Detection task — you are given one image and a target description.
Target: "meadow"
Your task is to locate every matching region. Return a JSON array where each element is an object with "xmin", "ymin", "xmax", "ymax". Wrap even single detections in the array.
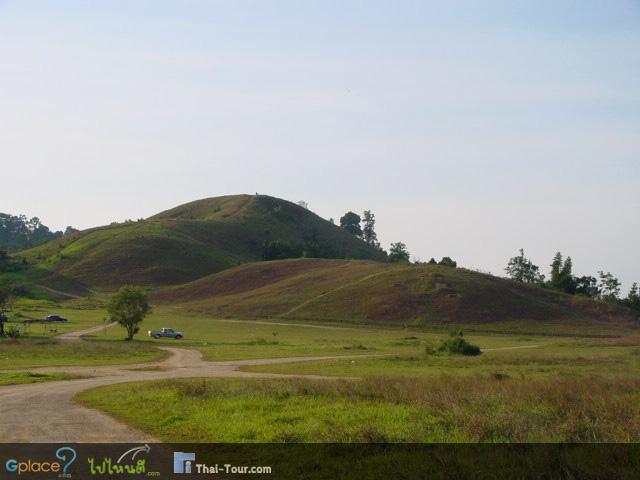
[
  {"xmin": 4, "ymin": 297, "xmax": 640, "ymax": 443},
  {"xmin": 77, "ymin": 371, "xmax": 640, "ymax": 443}
]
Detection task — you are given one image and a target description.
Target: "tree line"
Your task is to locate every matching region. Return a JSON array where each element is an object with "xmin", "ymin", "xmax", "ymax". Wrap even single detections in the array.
[
  {"xmin": 505, "ymin": 249, "xmax": 639, "ymax": 312},
  {"xmin": 0, "ymin": 213, "xmax": 76, "ymax": 252},
  {"xmin": 338, "ymin": 210, "xmax": 411, "ymax": 262}
]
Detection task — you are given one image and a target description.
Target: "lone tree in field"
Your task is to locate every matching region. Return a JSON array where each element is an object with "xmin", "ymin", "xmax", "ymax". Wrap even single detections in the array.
[
  {"xmin": 107, "ymin": 286, "xmax": 151, "ymax": 341},
  {"xmin": 340, "ymin": 211, "xmax": 362, "ymax": 238},
  {"xmin": 505, "ymin": 249, "xmax": 544, "ymax": 284}
]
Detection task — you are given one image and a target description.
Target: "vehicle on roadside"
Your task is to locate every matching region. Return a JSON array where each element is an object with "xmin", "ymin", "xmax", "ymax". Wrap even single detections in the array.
[
  {"xmin": 148, "ymin": 327, "xmax": 184, "ymax": 339},
  {"xmin": 44, "ymin": 315, "xmax": 68, "ymax": 323}
]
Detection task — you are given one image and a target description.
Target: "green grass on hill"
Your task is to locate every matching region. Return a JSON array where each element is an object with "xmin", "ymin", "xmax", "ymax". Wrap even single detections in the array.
[
  {"xmin": 16, "ymin": 195, "xmax": 385, "ymax": 289},
  {"xmin": 153, "ymin": 259, "xmax": 639, "ymax": 335}
]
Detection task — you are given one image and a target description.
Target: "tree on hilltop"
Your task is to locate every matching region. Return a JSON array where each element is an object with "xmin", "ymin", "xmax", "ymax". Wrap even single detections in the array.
[
  {"xmin": 388, "ymin": 242, "xmax": 410, "ymax": 262},
  {"xmin": 362, "ymin": 210, "xmax": 380, "ymax": 249},
  {"xmin": 505, "ymin": 249, "xmax": 544, "ymax": 284},
  {"xmin": 340, "ymin": 211, "xmax": 362, "ymax": 238},
  {"xmin": 598, "ymin": 271, "xmax": 621, "ymax": 302}
]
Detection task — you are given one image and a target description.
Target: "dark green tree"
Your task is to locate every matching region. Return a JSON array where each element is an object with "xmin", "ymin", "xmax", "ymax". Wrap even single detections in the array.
[
  {"xmin": 558, "ymin": 256, "xmax": 577, "ymax": 293},
  {"xmin": 362, "ymin": 210, "xmax": 380, "ymax": 248},
  {"xmin": 388, "ymin": 242, "xmax": 410, "ymax": 262},
  {"xmin": 505, "ymin": 249, "xmax": 544, "ymax": 284},
  {"xmin": 626, "ymin": 283, "xmax": 640, "ymax": 312},
  {"xmin": 550, "ymin": 252, "xmax": 563, "ymax": 288},
  {"xmin": 339, "ymin": 211, "xmax": 362, "ymax": 237},
  {"xmin": 438, "ymin": 257, "xmax": 457, "ymax": 268},
  {"xmin": 261, "ymin": 240, "xmax": 303, "ymax": 260},
  {"xmin": 574, "ymin": 276, "xmax": 599, "ymax": 297},
  {"xmin": 107, "ymin": 286, "xmax": 151, "ymax": 341}
]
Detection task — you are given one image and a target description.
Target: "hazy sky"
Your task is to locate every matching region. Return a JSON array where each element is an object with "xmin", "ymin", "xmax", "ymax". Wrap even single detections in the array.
[{"xmin": 1, "ymin": 1, "xmax": 639, "ymax": 289}]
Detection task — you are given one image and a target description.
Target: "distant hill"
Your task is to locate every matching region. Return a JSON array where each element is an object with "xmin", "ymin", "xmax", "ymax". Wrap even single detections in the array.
[
  {"xmin": 153, "ymin": 258, "xmax": 639, "ymax": 335},
  {"xmin": 18, "ymin": 195, "xmax": 386, "ymax": 288},
  {"xmin": 0, "ymin": 213, "xmax": 71, "ymax": 252}
]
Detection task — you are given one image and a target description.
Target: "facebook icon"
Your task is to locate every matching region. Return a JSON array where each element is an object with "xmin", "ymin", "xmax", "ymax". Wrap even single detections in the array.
[{"xmin": 174, "ymin": 452, "xmax": 196, "ymax": 474}]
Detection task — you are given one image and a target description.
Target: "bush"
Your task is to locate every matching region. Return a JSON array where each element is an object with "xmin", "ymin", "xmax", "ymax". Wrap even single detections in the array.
[
  {"xmin": 437, "ymin": 330, "xmax": 481, "ymax": 356},
  {"xmin": 5, "ymin": 325, "xmax": 21, "ymax": 340}
]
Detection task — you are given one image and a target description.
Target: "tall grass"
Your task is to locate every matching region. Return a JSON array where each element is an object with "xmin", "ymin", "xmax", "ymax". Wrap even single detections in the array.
[{"xmin": 82, "ymin": 374, "xmax": 640, "ymax": 443}]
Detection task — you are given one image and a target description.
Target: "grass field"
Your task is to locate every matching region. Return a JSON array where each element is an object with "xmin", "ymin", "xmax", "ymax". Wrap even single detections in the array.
[
  {"xmin": 76, "ymin": 312, "xmax": 640, "ymax": 443},
  {"xmin": 0, "ymin": 371, "xmax": 82, "ymax": 385},
  {"xmin": 242, "ymin": 336, "xmax": 640, "ymax": 380},
  {"xmin": 0, "ymin": 338, "xmax": 166, "ymax": 369},
  {"xmin": 5, "ymin": 295, "xmax": 640, "ymax": 444},
  {"xmin": 90, "ymin": 305, "xmax": 550, "ymax": 361},
  {"xmin": 9, "ymin": 297, "xmax": 109, "ymax": 337},
  {"xmin": 77, "ymin": 370, "xmax": 640, "ymax": 442}
]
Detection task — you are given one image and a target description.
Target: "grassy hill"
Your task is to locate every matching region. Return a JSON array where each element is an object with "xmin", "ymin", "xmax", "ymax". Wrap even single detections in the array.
[
  {"xmin": 153, "ymin": 258, "xmax": 639, "ymax": 335},
  {"xmin": 16, "ymin": 195, "xmax": 385, "ymax": 289}
]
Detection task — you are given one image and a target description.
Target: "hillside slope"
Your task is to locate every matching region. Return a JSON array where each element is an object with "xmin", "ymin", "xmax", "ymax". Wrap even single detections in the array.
[
  {"xmin": 153, "ymin": 258, "xmax": 639, "ymax": 334},
  {"xmin": 18, "ymin": 195, "xmax": 385, "ymax": 288}
]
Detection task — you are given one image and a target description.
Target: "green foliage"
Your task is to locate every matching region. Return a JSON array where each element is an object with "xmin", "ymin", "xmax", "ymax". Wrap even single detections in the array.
[
  {"xmin": 598, "ymin": 271, "xmax": 621, "ymax": 302},
  {"xmin": 437, "ymin": 330, "xmax": 481, "ymax": 356},
  {"xmin": 261, "ymin": 239, "xmax": 341, "ymax": 261},
  {"xmin": 261, "ymin": 240, "xmax": 303, "ymax": 260},
  {"xmin": 388, "ymin": 242, "xmax": 410, "ymax": 262},
  {"xmin": 340, "ymin": 211, "xmax": 362, "ymax": 237},
  {"xmin": 505, "ymin": 249, "xmax": 544, "ymax": 284},
  {"xmin": 107, "ymin": 286, "xmax": 151, "ymax": 340},
  {"xmin": 548, "ymin": 252, "xmax": 577, "ymax": 293},
  {"xmin": 626, "ymin": 283, "xmax": 640, "ymax": 312},
  {"xmin": 550, "ymin": 252, "xmax": 563, "ymax": 287},
  {"xmin": 5, "ymin": 325, "xmax": 20, "ymax": 340},
  {"xmin": 0, "ymin": 213, "xmax": 68, "ymax": 252},
  {"xmin": 362, "ymin": 211, "xmax": 379, "ymax": 249},
  {"xmin": 575, "ymin": 275, "xmax": 599, "ymax": 298}
]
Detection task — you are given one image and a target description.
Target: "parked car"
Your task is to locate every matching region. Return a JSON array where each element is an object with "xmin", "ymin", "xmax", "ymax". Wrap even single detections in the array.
[
  {"xmin": 44, "ymin": 315, "xmax": 68, "ymax": 323},
  {"xmin": 148, "ymin": 327, "xmax": 183, "ymax": 339}
]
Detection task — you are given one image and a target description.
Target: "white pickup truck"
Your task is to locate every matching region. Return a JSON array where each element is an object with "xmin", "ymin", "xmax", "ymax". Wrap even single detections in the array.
[{"xmin": 148, "ymin": 327, "xmax": 184, "ymax": 339}]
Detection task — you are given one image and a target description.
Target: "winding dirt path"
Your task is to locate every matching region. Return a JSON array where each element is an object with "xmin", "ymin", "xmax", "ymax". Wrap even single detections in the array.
[
  {"xmin": 0, "ymin": 322, "xmax": 542, "ymax": 442},
  {"xmin": 0, "ymin": 322, "xmax": 369, "ymax": 442}
]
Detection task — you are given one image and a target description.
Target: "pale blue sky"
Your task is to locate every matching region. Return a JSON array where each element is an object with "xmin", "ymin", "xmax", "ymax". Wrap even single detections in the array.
[{"xmin": 1, "ymin": 1, "xmax": 639, "ymax": 289}]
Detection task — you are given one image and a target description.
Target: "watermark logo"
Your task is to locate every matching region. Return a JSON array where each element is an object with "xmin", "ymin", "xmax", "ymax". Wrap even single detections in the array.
[
  {"xmin": 88, "ymin": 444, "xmax": 157, "ymax": 476},
  {"xmin": 173, "ymin": 452, "xmax": 196, "ymax": 474},
  {"xmin": 5, "ymin": 447, "xmax": 77, "ymax": 477},
  {"xmin": 172, "ymin": 452, "xmax": 271, "ymax": 476}
]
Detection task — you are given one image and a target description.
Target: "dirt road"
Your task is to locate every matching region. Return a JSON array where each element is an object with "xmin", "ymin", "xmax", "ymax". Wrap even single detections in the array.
[
  {"xmin": 0, "ymin": 325, "xmax": 366, "ymax": 442},
  {"xmin": 0, "ymin": 323, "xmax": 541, "ymax": 442}
]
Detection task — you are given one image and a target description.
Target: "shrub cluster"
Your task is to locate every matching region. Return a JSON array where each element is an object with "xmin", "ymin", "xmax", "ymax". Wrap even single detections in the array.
[{"xmin": 437, "ymin": 330, "xmax": 481, "ymax": 356}]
